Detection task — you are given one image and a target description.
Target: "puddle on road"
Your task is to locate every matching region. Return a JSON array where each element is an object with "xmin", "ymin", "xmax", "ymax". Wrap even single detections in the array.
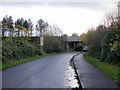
[{"xmin": 64, "ymin": 62, "xmax": 79, "ymax": 88}]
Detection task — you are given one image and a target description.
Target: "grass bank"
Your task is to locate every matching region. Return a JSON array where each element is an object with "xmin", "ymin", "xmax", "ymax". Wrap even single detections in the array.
[
  {"xmin": 2, "ymin": 51, "xmax": 75, "ymax": 70},
  {"xmin": 83, "ymin": 54, "xmax": 120, "ymax": 85}
]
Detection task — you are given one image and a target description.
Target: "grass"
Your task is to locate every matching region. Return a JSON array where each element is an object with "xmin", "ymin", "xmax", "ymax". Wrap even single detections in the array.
[
  {"xmin": 1, "ymin": 51, "xmax": 76, "ymax": 70},
  {"xmin": 83, "ymin": 54, "xmax": 120, "ymax": 85}
]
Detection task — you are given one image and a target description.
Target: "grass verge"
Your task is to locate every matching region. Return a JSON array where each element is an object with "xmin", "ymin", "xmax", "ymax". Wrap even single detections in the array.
[{"xmin": 83, "ymin": 54, "xmax": 120, "ymax": 85}]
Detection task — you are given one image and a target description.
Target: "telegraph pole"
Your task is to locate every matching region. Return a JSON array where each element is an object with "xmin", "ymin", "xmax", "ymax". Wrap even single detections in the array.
[{"xmin": 37, "ymin": 19, "xmax": 48, "ymax": 54}]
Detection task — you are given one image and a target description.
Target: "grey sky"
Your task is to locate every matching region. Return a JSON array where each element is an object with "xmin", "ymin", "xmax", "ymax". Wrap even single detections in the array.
[
  {"xmin": 1, "ymin": 2, "xmax": 117, "ymax": 11},
  {"xmin": 0, "ymin": 0, "xmax": 119, "ymax": 35},
  {"xmin": 0, "ymin": 0, "xmax": 119, "ymax": 2}
]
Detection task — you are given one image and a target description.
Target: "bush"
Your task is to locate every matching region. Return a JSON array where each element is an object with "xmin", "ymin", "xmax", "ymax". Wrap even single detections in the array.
[
  {"xmin": 44, "ymin": 36, "xmax": 64, "ymax": 53},
  {"xmin": 100, "ymin": 29, "xmax": 120, "ymax": 64},
  {"xmin": 105, "ymin": 51, "xmax": 119, "ymax": 64},
  {"xmin": 2, "ymin": 38, "xmax": 42, "ymax": 63},
  {"xmin": 82, "ymin": 24, "xmax": 119, "ymax": 64}
]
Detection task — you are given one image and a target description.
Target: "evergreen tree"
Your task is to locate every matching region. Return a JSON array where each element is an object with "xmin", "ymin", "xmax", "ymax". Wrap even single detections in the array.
[{"xmin": 28, "ymin": 18, "xmax": 33, "ymax": 36}]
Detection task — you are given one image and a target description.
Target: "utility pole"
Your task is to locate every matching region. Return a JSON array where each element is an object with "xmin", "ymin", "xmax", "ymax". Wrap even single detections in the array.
[{"xmin": 37, "ymin": 19, "xmax": 48, "ymax": 54}]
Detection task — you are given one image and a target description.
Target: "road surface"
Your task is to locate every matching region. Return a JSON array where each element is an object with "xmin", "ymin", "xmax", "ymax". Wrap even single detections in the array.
[{"xmin": 2, "ymin": 52, "xmax": 79, "ymax": 88}]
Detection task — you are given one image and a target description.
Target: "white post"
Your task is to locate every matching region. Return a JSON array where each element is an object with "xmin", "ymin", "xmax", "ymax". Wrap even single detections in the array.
[{"xmin": 40, "ymin": 30, "xmax": 44, "ymax": 53}]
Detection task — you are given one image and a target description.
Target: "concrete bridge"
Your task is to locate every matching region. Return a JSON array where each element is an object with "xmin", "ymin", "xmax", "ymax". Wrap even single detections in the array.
[{"xmin": 63, "ymin": 35, "xmax": 84, "ymax": 51}]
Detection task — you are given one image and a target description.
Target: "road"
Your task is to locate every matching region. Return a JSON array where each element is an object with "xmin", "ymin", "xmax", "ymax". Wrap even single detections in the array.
[{"xmin": 2, "ymin": 52, "xmax": 79, "ymax": 88}]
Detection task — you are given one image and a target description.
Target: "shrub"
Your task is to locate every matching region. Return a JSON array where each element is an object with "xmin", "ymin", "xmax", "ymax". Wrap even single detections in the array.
[
  {"xmin": 44, "ymin": 36, "xmax": 64, "ymax": 53},
  {"xmin": 100, "ymin": 29, "xmax": 120, "ymax": 64},
  {"xmin": 2, "ymin": 38, "xmax": 42, "ymax": 63}
]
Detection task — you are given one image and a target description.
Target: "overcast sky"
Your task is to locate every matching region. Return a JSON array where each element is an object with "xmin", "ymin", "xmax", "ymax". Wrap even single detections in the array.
[{"xmin": 0, "ymin": 0, "xmax": 119, "ymax": 35}]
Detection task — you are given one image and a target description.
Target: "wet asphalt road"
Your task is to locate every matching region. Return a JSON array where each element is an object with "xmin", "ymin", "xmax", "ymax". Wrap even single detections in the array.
[{"xmin": 2, "ymin": 52, "xmax": 79, "ymax": 88}]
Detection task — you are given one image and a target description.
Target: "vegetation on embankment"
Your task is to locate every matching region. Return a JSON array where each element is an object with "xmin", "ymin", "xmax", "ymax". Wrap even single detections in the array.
[
  {"xmin": 83, "ymin": 54, "xmax": 120, "ymax": 85},
  {"xmin": 81, "ymin": 12, "xmax": 120, "ymax": 64},
  {"xmin": 2, "ymin": 37, "xmax": 66, "ymax": 69},
  {"xmin": 2, "ymin": 38, "xmax": 42, "ymax": 64}
]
